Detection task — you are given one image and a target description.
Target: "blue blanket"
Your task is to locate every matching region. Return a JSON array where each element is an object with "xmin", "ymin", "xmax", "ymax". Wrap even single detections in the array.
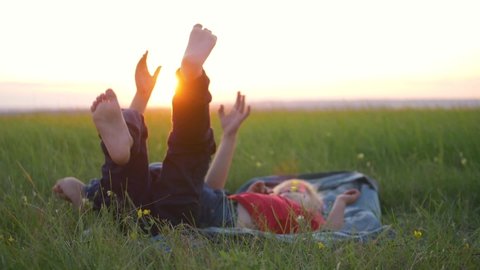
[{"xmin": 198, "ymin": 171, "xmax": 393, "ymax": 244}]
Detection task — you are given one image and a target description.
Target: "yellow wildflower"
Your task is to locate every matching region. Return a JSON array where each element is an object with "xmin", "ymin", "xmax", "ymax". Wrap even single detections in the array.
[
  {"xmin": 318, "ymin": 242, "xmax": 326, "ymax": 249},
  {"xmin": 291, "ymin": 180, "xmax": 299, "ymax": 192},
  {"xmin": 82, "ymin": 198, "xmax": 91, "ymax": 206},
  {"xmin": 413, "ymin": 230, "xmax": 423, "ymax": 239},
  {"xmin": 21, "ymin": 195, "xmax": 28, "ymax": 205},
  {"xmin": 137, "ymin": 208, "xmax": 151, "ymax": 218},
  {"xmin": 130, "ymin": 231, "xmax": 138, "ymax": 240}
]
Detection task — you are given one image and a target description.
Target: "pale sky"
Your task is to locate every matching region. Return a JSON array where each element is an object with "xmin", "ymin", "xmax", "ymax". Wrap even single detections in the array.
[{"xmin": 1, "ymin": 0, "xmax": 479, "ymax": 110}]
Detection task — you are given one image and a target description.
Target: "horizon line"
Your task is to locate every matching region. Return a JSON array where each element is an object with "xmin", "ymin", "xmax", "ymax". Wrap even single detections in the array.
[{"xmin": 1, "ymin": 98, "xmax": 480, "ymax": 114}]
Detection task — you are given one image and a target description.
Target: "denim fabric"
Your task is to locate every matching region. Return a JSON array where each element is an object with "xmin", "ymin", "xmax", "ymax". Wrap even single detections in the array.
[
  {"xmin": 197, "ymin": 186, "xmax": 235, "ymax": 228},
  {"xmin": 321, "ymin": 183, "xmax": 382, "ymax": 232},
  {"xmin": 148, "ymin": 162, "xmax": 235, "ymax": 228},
  {"xmin": 85, "ymin": 161, "xmax": 235, "ymax": 230},
  {"xmin": 84, "ymin": 179, "xmax": 100, "ymax": 201}
]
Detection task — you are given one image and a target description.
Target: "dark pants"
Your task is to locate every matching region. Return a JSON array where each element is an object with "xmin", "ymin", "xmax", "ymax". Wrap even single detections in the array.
[{"xmin": 96, "ymin": 70, "xmax": 216, "ymax": 228}]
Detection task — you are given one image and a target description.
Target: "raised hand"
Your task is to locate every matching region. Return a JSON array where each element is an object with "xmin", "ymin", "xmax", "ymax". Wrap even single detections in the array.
[
  {"xmin": 130, "ymin": 51, "xmax": 161, "ymax": 114},
  {"xmin": 135, "ymin": 51, "xmax": 161, "ymax": 94},
  {"xmin": 204, "ymin": 91, "xmax": 251, "ymax": 190},
  {"xmin": 218, "ymin": 91, "xmax": 251, "ymax": 137}
]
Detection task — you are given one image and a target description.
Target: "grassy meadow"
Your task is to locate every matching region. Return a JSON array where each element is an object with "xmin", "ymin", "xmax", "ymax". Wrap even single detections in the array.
[{"xmin": 0, "ymin": 107, "xmax": 479, "ymax": 269}]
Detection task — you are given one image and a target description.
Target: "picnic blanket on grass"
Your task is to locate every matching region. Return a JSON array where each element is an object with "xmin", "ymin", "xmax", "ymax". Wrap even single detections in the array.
[{"xmin": 198, "ymin": 171, "xmax": 393, "ymax": 244}]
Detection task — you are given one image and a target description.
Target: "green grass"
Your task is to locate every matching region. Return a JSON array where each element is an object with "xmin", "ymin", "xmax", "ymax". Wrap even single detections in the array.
[{"xmin": 1, "ymin": 108, "xmax": 479, "ymax": 269}]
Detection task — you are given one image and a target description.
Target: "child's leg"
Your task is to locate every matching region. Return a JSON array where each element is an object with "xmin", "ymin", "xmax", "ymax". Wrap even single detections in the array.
[
  {"xmin": 91, "ymin": 89, "xmax": 152, "ymax": 209},
  {"xmin": 151, "ymin": 24, "xmax": 217, "ymax": 226},
  {"xmin": 91, "ymin": 90, "xmax": 133, "ymax": 165}
]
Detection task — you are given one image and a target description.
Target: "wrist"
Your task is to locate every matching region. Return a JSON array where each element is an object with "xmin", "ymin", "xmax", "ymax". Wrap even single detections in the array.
[
  {"xmin": 334, "ymin": 197, "xmax": 347, "ymax": 207},
  {"xmin": 222, "ymin": 132, "xmax": 238, "ymax": 140}
]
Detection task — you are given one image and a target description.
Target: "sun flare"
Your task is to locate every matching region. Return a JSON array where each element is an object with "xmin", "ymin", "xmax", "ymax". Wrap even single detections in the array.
[{"xmin": 0, "ymin": 0, "xmax": 479, "ymax": 110}]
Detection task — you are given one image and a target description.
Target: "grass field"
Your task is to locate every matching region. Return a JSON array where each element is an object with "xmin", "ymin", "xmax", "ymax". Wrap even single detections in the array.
[{"xmin": 1, "ymin": 108, "xmax": 479, "ymax": 269}]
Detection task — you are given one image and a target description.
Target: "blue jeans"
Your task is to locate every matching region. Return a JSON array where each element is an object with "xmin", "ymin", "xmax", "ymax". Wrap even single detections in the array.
[
  {"xmin": 91, "ymin": 70, "xmax": 216, "ymax": 229},
  {"xmin": 149, "ymin": 162, "xmax": 236, "ymax": 228}
]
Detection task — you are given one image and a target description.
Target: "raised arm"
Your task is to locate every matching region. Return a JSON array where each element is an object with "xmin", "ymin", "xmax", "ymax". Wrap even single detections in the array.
[
  {"xmin": 323, "ymin": 189, "xmax": 360, "ymax": 230},
  {"xmin": 204, "ymin": 92, "xmax": 251, "ymax": 190},
  {"xmin": 130, "ymin": 51, "xmax": 161, "ymax": 114}
]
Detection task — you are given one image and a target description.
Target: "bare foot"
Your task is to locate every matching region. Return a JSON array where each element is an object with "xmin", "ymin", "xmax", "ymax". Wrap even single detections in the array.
[
  {"xmin": 92, "ymin": 89, "xmax": 133, "ymax": 165},
  {"xmin": 52, "ymin": 177, "xmax": 86, "ymax": 210},
  {"xmin": 130, "ymin": 51, "xmax": 161, "ymax": 114},
  {"xmin": 181, "ymin": 24, "xmax": 217, "ymax": 80}
]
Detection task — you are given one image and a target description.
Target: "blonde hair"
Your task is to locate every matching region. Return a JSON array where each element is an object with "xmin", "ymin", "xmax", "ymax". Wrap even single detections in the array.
[{"xmin": 272, "ymin": 179, "xmax": 323, "ymax": 213}]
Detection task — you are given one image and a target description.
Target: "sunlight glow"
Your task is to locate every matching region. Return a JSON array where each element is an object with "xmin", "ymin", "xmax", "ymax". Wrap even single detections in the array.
[{"xmin": 0, "ymin": 0, "xmax": 479, "ymax": 110}]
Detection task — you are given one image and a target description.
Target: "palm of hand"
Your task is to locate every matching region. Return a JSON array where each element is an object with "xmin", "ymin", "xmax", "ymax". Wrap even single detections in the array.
[
  {"xmin": 219, "ymin": 92, "xmax": 251, "ymax": 136},
  {"xmin": 135, "ymin": 51, "xmax": 161, "ymax": 93},
  {"xmin": 220, "ymin": 108, "xmax": 246, "ymax": 135}
]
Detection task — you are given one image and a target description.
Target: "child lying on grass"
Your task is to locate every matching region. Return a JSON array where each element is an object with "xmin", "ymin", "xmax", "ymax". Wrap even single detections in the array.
[{"xmin": 53, "ymin": 24, "xmax": 360, "ymax": 235}]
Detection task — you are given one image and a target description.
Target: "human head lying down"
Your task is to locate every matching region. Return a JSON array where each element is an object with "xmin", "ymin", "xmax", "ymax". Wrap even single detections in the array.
[{"xmin": 227, "ymin": 179, "xmax": 360, "ymax": 234}]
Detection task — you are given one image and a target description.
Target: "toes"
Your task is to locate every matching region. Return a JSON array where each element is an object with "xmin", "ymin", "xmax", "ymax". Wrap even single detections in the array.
[
  {"xmin": 97, "ymin": 94, "xmax": 106, "ymax": 103},
  {"xmin": 91, "ymin": 97, "xmax": 102, "ymax": 112},
  {"xmin": 91, "ymin": 90, "xmax": 114, "ymax": 112},
  {"xmin": 105, "ymin": 89, "xmax": 117, "ymax": 101},
  {"xmin": 193, "ymin": 23, "xmax": 202, "ymax": 29}
]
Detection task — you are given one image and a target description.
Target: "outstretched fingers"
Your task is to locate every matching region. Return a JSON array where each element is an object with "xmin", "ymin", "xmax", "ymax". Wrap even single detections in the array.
[
  {"xmin": 236, "ymin": 91, "xmax": 250, "ymax": 117},
  {"xmin": 136, "ymin": 51, "xmax": 161, "ymax": 81},
  {"xmin": 136, "ymin": 51, "xmax": 148, "ymax": 73},
  {"xmin": 152, "ymin": 66, "xmax": 161, "ymax": 83},
  {"xmin": 239, "ymin": 94, "xmax": 246, "ymax": 113},
  {"xmin": 243, "ymin": 104, "xmax": 251, "ymax": 121},
  {"xmin": 218, "ymin": 104, "xmax": 225, "ymax": 118}
]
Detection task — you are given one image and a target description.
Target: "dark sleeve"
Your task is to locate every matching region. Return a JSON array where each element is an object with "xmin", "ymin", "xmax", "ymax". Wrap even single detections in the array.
[{"xmin": 83, "ymin": 179, "xmax": 100, "ymax": 201}]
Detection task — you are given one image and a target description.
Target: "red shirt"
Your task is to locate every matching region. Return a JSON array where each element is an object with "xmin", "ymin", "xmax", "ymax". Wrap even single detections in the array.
[{"xmin": 229, "ymin": 193, "xmax": 325, "ymax": 234}]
